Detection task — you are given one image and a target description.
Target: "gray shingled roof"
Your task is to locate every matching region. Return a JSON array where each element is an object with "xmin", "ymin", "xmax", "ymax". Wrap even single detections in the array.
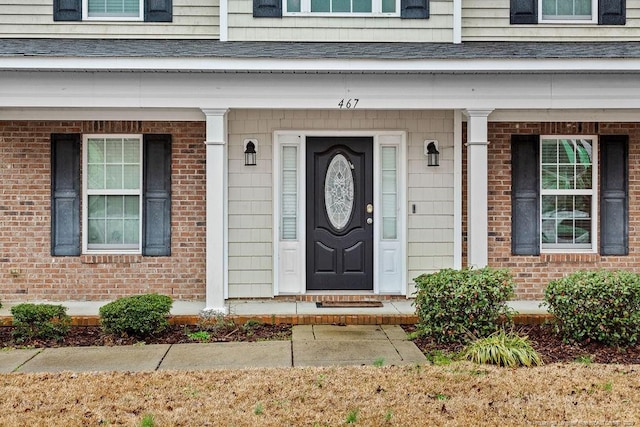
[{"xmin": 2, "ymin": 39, "xmax": 640, "ymax": 59}]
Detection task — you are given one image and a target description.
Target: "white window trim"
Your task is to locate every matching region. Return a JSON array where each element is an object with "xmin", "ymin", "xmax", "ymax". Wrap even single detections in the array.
[
  {"xmin": 82, "ymin": 0, "xmax": 144, "ymax": 21},
  {"xmin": 284, "ymin": 0, "xmax": 401, "ymax": 16},
  {"xmin": 539, "ymin": 135, "xmax": 598, "ymax": 254},
  {"xmin": 82, "ymin": 134, "xmax": 143, "ymax": 254},
  {"xmin": 538, "ymin": 0, "xmax": 598, "ymax": 24}
]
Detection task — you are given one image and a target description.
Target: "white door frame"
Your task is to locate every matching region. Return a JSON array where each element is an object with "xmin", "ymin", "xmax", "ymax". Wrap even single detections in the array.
[{"xmin": 273, "ymin": 130, "xmax": 407, "ymax": 295}]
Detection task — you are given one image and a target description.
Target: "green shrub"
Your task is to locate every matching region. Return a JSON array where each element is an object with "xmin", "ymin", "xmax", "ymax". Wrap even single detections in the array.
[
  {"xmin": 461, "ymin": 330, "xmax": 543, "ymax": 367},
  {"xmin": 99, "ymin": 294, "xmax": 173, "ymax": 338},
  {"xmin": 11, "ymin": 303, "xmax": 71, "ymax": 342},
  {"xmin": 544, "ymin": 270, "xmax": 640, "ymax": 346},
  {"xmin": 413, "ymin": 267, "xmax": 515, "ymax": 343}
]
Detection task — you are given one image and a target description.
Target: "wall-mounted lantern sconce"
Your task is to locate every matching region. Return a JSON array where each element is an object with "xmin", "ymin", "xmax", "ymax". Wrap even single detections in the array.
[
  {"xmin": 425, "ymin": 140, "xmax": 440, "ymax": 167},
  {"xmin": 244, "ymin": 139, "xmax": 257, "ymax": 166}
]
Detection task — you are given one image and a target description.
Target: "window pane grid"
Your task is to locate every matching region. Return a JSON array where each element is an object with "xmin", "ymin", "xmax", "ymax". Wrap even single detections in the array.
[
  {"xmin": 85, "ymin": 136, "xmax": 142, "ymax": 251},
  {"xmin": 88, "ymin": 0, "xmax": 140, "ymax": 17},
  {"xmin": 540, "ymin": 137, "xmax": 595, "ymax": 250},
  {"xmin": 541, "ymin": 0, "xmax": 592, "ymax": 19}
]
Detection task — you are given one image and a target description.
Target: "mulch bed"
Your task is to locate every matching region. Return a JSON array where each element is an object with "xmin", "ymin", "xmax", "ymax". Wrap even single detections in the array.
[
  {"xmin": 0, "ymin": 323, "xmax": 292, "ymax": 348},
  {"xmin": 3, "ymin": 322, "xmax": 640, "ymax": 365},
  {"xmin": 403, "ymin": 324, "xmax": 640, "ymax": 364}
]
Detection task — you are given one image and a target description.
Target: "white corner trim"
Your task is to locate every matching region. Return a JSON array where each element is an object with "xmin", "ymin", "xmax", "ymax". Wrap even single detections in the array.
[
  {"xmin": 453, "ymin": 0, "xmax": 461, "ymax": 44},
  {"xmin": 219, "ymin": 0, "xmax": 228, "ymax": 42}
]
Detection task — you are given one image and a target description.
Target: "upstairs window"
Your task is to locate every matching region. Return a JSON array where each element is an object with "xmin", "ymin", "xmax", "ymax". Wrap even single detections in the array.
[
  {"xmin": 510, "ymin": 0, "xmax": 624, "ymax": 25},
  {"xmin": 286, "ymin": 0, "xmax": 399, "ymax": 14},
  {"xmin": 540, "ymin": 0, "xmax": 597, "ymax": 23},
  {"xmin": 85, "ymin": 0, "xmax": 143, "ymax": 19}
]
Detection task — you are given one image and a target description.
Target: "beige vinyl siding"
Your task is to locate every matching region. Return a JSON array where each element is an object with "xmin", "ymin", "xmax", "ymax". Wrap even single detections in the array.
[
  {"xmin": 0, "ymin": 0, "xmax": 219, "ymax": 38},
  {"xmin": 226, "ymin": 109, "xmax": 454, "ymax": 298},
  {"xmin": 463, "ymin": 0, "xmax": 640, "ymax": 41},
  {"xmin": 228, "ymin": 0, "xmax": 453, "ymax": 42}
]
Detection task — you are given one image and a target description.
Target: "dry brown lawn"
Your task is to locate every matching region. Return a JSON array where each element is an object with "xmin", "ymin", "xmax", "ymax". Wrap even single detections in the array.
[{"xmin": 2, "ymin": 363, "xmax": 640, "ymax": 426}]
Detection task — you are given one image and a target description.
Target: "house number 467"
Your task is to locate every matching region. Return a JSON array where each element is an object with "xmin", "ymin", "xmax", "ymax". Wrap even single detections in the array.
[{"xmin": 338, "ymin": 99, "xmax": 359, "ymax": 109}]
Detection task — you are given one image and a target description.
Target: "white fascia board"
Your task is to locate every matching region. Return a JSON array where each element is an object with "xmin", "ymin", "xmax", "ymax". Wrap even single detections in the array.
[{"xmin": 3, "ymin": 56, "xmax": 640, "ymax": 73}]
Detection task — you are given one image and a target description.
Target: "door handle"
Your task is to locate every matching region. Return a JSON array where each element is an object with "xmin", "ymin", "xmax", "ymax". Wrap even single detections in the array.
[
  {"xmin": 366, "ymin": 204, "xmax": 373, "ymax": 214},
  {"xmin": 366, "ymin": 218, "xmax": 373, "ymax": 225}
]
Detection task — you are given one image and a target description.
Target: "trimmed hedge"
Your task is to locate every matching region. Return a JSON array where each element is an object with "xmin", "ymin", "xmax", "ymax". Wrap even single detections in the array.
[
  {"xmin": 413, "ymin": 267, "xmax": 515, "ymax": 343},
  {"xmin": 544, "ymin": 270, "xmax": 640, "ymax": 346},
  {"xmin": 11, "ymin": 303, "xmax": 71, "ymax": 342},
  {"xmin": 99, "ymin": 294, "xmax": 173, "ymax": 338}
]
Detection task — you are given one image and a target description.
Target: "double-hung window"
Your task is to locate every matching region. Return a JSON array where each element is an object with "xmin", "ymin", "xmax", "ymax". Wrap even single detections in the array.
[
  {"xmin": 540, "ymin": 0, "xmax": 597, "ymax": 23},
  {"xmin": 540, "ymin": 137, "xmax": 596, "ymax": 251},
  {"xmin": 52, "ymin": 133, "xmax": 171, "ymax": 257},
  {"xmin": 84, "ymin": 135, "xmax": 142, "ymax": 252},
  {"xmin": 512, "ymin": 133, "xmax": 628, "ymax": 256}
]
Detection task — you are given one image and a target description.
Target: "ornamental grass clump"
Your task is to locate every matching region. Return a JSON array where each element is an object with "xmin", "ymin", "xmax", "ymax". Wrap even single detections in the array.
[
  {"xmin": 461, "ymin": 330, "xmax": 543, "ymax": 368},
  {"xmin": 99, "ymin": 294, "xmax": 172, "ymax": 339},
  {"xmin": 11, "ymin": 303, "xmax": 71, "ymax": 342},
  {"xmin": 413, "ymin": 267, "xmax": 515, "ymax": 343},
  {"xmin": 544, "ymin": 270, "xmax": 640, "ymax": 346}
]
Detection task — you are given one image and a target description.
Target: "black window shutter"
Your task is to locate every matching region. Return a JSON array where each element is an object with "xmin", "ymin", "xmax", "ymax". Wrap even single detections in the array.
[
  {"xmin": 143, "ymin": 134, "xmax": 172, "ymax": 256},
  {"xmin": 511, "ymin": 134, "xmax": 540, "ymax": 255},
  {"xmin": 51, "ymin": 134, "xmax": 81, "ymax": 256},
  {"xmin": 253, "ymin": 0, "xmax": 282, "ymax": 17},
  {"xmin": 600, "ymin": 135, "xmax": 628, "ymax": 255},
  {"xmin": 510, "ymin": 0, "xmax": 537, "ymax": 24},
  {"xmin": 145, "ymin": 0, "xmax": 172, "ymax": 22},
  {"xmin": 401, "ymin": 0, "xmax": 429, "ymax": 19},
  {"xmin": 599, "ymin": 0, "xmax": 625, "ymax": 25},
  {"xmin": 53, "ymin": 0, "xmax": 82, "ymax": 21}
]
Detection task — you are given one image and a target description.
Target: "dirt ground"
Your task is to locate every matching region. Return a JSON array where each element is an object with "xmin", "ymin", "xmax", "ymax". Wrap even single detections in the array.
[{"xmin": 2, "ymin": 363, "xmax": 640, "ymax": 426}]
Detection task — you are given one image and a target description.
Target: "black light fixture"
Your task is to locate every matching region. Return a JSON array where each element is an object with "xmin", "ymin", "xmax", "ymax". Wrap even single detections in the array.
[
  {"xmin": 426, "ymin": 141, "xmax": 440, "ymax": 167},
  {"xmin": 244, "ymin": 140, "xmax": 257, "ymax": 166}
]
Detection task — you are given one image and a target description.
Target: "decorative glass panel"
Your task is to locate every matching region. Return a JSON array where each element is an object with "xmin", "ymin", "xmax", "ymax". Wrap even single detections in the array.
[
  {"xmin": 324, "ymin": 154, "xmax": 354, "ymax": 231},
  {"xmin": 381, "ymin": 147, "xmax": 398, "ymax": 239},
  {"xmin": 281, "ymin": 146, "xmax": 298, "ymax": 240}
]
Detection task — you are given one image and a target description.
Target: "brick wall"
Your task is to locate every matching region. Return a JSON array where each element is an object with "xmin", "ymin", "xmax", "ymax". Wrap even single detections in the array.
[
  {"xmin": 465, "ymin": 122, "xmax": 640, "ymax": 299},
  {"xmin": 0, "ymin": 121, "xmax": 207, "ymax": 302}
]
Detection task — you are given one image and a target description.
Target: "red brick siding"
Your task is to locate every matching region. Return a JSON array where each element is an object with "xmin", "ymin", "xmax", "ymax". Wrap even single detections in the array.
[
  {"xmin": 0, "ymin": 121, "xmax": 207, "ymax": 302},
  {"xmin": 464, "ymin": 122, "xmax": 640, "ymax": 300}
]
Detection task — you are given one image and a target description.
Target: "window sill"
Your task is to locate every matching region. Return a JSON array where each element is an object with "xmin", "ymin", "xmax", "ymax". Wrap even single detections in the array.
[
  {"xmin": 81, "ymin": 254, "xmax": 143, "ymax": 264},
  {"xmin": 541, "ymin": 253, "xmax": 600, "ymax": 264}
]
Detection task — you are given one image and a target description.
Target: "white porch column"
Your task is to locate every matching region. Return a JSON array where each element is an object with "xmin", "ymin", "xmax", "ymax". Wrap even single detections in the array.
[
  {"xmin": 464, "ymin": 109, "xmax": 493, "ymax": 268},
  {"xmin": 202, "ymin": 108, "xmax": 229, "ymax": 313}
]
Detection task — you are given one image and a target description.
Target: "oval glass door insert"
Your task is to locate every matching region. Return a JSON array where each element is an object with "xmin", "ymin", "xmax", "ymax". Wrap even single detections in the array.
[{"xmin": 324, "ymin": 154, "xmax": 354, "ymax": 230}]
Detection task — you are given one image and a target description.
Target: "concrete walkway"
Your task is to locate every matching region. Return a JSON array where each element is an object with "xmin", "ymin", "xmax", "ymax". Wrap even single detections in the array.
[{"xmin": 0, "ymin": 325, "xmax": 427, "ymax": 373}]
